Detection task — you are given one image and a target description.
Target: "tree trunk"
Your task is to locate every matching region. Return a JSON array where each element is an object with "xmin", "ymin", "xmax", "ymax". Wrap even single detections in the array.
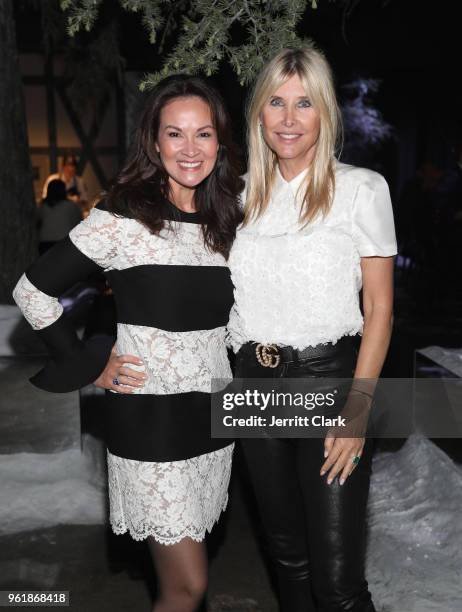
[{"xmin": 0, "ymin": 0, "xmax": 37, "ymax": 304}]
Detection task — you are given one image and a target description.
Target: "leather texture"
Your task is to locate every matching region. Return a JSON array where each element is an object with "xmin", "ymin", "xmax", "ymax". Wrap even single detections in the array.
[{"xmin": 236, "ymin": 335, "xmax": 377, "ymax": 612}]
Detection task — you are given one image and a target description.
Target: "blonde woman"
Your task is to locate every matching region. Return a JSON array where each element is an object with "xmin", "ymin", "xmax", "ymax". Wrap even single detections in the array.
[{"xmin": 227, "ymin": 47, "xmax": 396, "ymax": 611}]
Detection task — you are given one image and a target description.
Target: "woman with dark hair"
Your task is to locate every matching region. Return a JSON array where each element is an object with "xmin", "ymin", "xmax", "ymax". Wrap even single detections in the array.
[
  {"xmin": 38, "ymin": 179, "xmax": 81, "ymax": 254},
  {"xmin": 14, "ymin": 75, "xmax": 243, "ymax": 612}
]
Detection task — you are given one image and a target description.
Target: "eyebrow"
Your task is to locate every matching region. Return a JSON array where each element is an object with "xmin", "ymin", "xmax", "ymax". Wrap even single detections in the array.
[
  {"xmin": 270, "ymin": 95, "xmax": 310, "ymax": 100},
  {"xmin": 163, "ymin": 124, "xmax": 215, "ymax": 131}
]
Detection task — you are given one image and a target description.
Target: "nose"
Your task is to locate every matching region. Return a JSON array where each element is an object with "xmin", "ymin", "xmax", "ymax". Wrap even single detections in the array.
[
  {"xmin": 282, "ymin": 106, "xmax": 295, "ymax": 127},
  {"xmin": 182, "ymin": 137, "xmax": 200, "ymax": 157}
]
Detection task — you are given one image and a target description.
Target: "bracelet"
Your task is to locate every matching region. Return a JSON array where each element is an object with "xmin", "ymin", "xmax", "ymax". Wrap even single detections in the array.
[{"xmin": 350, "ymin": 388, "xmax": 374, "ymax": 399}]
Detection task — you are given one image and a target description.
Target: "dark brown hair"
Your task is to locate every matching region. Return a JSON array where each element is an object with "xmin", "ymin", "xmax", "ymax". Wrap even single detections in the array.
[{"xmin": 106, "ymin": 75, "xmax": 244, "ymax": 258}]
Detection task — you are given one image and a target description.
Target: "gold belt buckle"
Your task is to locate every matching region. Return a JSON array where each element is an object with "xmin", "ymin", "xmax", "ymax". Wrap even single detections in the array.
[{"xmin": 255, "ymin": 343, "xmax": 281, "ymax": 368}]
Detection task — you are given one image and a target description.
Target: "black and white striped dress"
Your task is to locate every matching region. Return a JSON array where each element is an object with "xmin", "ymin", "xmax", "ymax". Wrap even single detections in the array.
[{"xmin": 13, "ymin": 200, "xmax": 234, "ymax": 544}]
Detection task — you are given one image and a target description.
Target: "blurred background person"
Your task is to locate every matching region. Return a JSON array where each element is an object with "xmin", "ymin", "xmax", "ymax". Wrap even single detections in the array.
[
  {"xmin": 42, "ymin": 154, "xmax": 89, "ymax": 214},
  {"xmin": 38, "ymin": 178, "xmax": 82, "ymax": 254}
]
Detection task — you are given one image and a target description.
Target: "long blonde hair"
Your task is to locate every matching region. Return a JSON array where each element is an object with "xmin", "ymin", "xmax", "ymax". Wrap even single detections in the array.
[{"xmin": 244, "ymin": 45, "xmax": 343, "ymax": 226}]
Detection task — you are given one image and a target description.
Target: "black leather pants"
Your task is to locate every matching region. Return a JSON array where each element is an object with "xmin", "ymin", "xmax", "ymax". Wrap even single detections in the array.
[{"xmin": 235, "ymin": 336, "xmax": 376, "ymax": 612}]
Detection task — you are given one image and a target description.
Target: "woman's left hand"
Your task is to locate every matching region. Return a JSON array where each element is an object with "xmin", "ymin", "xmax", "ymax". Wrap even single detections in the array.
[{"xmin": 320, "ymin": 435, "xmax": 365, "ymax": 486}]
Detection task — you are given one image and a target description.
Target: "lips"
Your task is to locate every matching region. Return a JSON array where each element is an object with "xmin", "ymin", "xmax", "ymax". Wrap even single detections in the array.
[
  {"xmin": 276, "ymin": 133, "xmax": 303, "ymax": 141},
  {"xmin": 177, "ymin": 161, "xmax": 203, "ymax": 169}
]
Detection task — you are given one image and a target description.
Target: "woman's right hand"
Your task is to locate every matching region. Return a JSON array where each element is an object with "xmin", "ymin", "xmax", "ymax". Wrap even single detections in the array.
[{"xmin": 94, "ymin": 346, "xmax": 146, "ymax": 393}]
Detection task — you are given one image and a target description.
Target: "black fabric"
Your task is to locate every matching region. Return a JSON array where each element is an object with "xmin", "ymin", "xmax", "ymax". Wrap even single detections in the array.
[
  {"xmin": 235, "ymin": 336, "xmax": 376, "ymax": 612},
  {"xmin": 107, "ymin": 265, "xmax": 234, "ymax": 331},
  {"xmin": 31, "ymin": 320, "xmax": 114, "ymax": 392},
  {"xmin": 26, "ymin": 236, "xmax": 101, "ymax": 297},
  {"xmin": 104, "ymin": 391, "xmax": 233, "ymax": 462},
  {"xmin": 96, "ymin": 196, "xmax": 203, "ymax": 224}
]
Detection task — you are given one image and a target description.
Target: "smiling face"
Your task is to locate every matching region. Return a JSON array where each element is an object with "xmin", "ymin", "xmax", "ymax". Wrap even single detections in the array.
[
  {"xmin": 155, "ymin": 96, "xmax": 219, "ymax": 198},
  {"xmin": 260, "ymin": 73, "xmax": 321, "ymax": 175}
]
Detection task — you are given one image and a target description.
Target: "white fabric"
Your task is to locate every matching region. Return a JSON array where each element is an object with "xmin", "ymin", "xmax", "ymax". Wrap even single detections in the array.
[
  {"xmin": 12, "ymin": 274, "xmax": 63, "ymax": 331},
  {"xmin": 116, "ymin": 323, "xmax": 232, "ymax": 394},
  {"xmin": 107, "ymin": 444, "xmax": 234, "ymax": 543},
  {"xmin": 68, "ymin": 207, "xmax": 227, "ymax": 271},
  {"xmin": 227, "ymin": 161, "xmax": 397, "ymax": 351}
]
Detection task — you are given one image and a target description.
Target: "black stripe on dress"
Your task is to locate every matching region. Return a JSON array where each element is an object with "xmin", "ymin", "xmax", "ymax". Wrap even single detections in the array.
[
  {"xmin": 107, "ymin": 265, "xmax": 234, "ymax": 331},
  {"xmin": 104, "ymin": 391, "xmax": 233, "ymax": 461}
]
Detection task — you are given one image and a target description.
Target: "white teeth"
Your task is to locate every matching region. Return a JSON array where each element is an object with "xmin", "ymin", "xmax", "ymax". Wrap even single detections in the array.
[
  {"xmin": 279, "ymin": 133, "xmax": 300, "ymax": 140},
  {"xmin": 178, "ymin": 161, "xmax": 202, "ymax": 168}
]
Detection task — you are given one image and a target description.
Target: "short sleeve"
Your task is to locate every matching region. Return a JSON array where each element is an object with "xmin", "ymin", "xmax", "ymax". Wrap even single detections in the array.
[{"xmin": 351, "ymin": 171, "xmax": 397, "ymax": 257}]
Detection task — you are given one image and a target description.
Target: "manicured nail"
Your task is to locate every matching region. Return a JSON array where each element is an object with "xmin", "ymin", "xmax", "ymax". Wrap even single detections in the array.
[
  {"xmin": 324, "ymin": 450, "xmax": 329, "ymax": 458},
  {"xmin": 320, "ymin": 470, "xmax": 325, "ymax": 476},
  {"xmin": 327, "ymin": 478, "xmax": 332, "ymax": 485},
  {"xmin": 339, "ymin": 478, "xmax": 345, "ymax": 486}
]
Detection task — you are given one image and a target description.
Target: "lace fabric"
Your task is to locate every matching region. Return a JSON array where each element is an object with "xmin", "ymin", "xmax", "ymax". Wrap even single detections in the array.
[
  {"xmin": 116, "ymin": 324, "xmax": 232, "ymax": 394},
  {"xmin": 69, "ymin": 208, "xmax": 227, "ymax": 271},
  {"xmin": 227, "ymin": 162, "xmax": 397, "ymax": 351},
  {"xmin": 107, "ymin": 443, "xmax": 234, "ymax": 543},
  {"xmin": 12, "ymin": 274, "xmax": 63, "ymax": 331}
]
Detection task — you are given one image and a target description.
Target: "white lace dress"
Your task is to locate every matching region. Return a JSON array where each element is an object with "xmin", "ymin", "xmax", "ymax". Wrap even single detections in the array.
[{"xmin": 13, "ymin": 200, "xmax": 234, "ymax": 544}]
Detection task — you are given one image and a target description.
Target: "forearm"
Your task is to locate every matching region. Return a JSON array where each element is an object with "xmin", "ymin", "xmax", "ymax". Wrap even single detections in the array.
[{"xmin": 354, "ymin": 305, "xmax": 393, "ymax": 380}]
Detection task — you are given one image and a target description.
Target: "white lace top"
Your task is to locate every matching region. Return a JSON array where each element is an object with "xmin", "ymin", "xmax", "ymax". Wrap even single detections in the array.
[{"xmin": 227, "ymin": 161, "xmax": 397, "ymax": 351}]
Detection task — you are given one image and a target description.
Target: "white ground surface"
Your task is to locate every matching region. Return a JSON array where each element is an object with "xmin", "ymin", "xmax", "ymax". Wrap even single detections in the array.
[{"xmin": 0, "ymin": 434, "xmax": 460, "ymax": 611}]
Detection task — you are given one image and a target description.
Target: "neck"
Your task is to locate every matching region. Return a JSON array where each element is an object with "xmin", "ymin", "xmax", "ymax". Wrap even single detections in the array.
[
  {"xmin": 277, "ymin": 149, "xmax": 316, "ymax": 182},
  {"xmin": 169, "ymin": 181, "xmax": 196, "ymax": 212}
]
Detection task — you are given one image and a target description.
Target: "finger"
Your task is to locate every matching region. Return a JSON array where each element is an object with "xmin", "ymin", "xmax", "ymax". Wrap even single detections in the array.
[
  {"xmin": 339, "ymin": 457, "xmax": 357, "ymax": 486},
  {"xmin": 110, "ymin": 382, "xmax": 134, "ymax": 394},
  {"xmin": 117, "ymin": 354, "xmax": 144, "ymax": 366},
  {"xmin": 324, "ymin": 433, "xmax": 335, "ymax": 458},
  {"xmin": 119, "ymin": 366, "xmax": 147, "ymax": 382},
  {"xmin": 117, "ymin": 374, "xmax": 144, "ymax": 388},
  {"xmin": 320, "ymin": 440, "xmax": 343, "ymax": 475},
  {"xmin": 326, "ymin": 448, "xmax": 351, "ymax": 485}
]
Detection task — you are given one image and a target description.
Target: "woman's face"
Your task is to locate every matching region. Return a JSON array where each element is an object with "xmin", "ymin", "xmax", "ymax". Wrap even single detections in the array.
[
  {"xmin": 260, "ymin": 73, "xmax": 321, "ymax": 170},
  {"xmin": 156, "ymin": 96, "xmax": 219, "ymax": 192}
]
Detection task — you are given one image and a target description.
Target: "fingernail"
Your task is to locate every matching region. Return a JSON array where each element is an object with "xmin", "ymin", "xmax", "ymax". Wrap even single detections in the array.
[
  {"xmin": 324, "ymin": 450, "xmax": 329, "ymax": 458},
  {"xmin": 339, "ymin": 478, "xmax": 345, "ymax": 486},
  {"xmin": 327, "ymin": 478, "xmax": 332, "ymax": 485},
  {"xmin": 320, "ymin": 470, "xmax": 325, "ymax": 476}
]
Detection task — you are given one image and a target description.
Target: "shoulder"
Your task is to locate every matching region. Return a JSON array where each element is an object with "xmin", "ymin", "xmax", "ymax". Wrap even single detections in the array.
[
  {"xmin": 44, "ymin": 173, "xmax": 60, "ymax": 182},
  {"xmin": 334, "ymin": 161, "xmax": 389, "ymax": 195}
]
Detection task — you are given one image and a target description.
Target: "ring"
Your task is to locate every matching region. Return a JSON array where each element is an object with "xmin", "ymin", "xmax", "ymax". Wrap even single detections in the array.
[
  {"xmin": 352, "ymin": 455, "xmax": 361, "ymax": 465},
  {"xmin": 112, "ymin": 378, "xmax": 120, "ymax": 386}
]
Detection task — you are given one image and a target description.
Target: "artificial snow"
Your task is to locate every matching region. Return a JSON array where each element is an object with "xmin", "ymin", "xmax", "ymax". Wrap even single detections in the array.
[
  {"xmin": 0, "ymin": 434, "xmax": 107, "ymax": 535},
  {"xmin": 0, "ymin": 433, "xmax": 460, "ymax": 611}
]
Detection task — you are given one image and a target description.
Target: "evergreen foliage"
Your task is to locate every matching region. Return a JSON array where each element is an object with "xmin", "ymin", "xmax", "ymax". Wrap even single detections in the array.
[{"xmin": 60, "ymin": 0, "xmax": 320, "ymax": 88}]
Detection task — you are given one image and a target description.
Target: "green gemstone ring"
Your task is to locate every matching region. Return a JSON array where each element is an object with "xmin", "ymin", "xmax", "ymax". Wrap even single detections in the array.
[{"xmin": 352, "ymin": 455, "xmax": 361, "ymax": 465}]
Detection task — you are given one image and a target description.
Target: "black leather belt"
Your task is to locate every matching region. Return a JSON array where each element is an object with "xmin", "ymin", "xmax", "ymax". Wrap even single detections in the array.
[{"xmin": 240, "ymin": 336, "xmax": 355, "ymax": 368}]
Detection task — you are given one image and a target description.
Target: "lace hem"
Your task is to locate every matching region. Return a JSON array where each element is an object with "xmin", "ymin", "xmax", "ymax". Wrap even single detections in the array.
[
  {"xmin": 109, "ymin": 493, "xmax": 229, "ymax": 544},
  {"xmin": 107, "ymin": 444, "xmax": 234, "ymax": 544}
]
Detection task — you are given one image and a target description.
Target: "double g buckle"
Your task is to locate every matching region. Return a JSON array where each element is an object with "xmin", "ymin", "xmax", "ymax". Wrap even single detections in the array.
[{"xmin": 255, "ymin": 343, "xmax": 281, "ymax": 368}]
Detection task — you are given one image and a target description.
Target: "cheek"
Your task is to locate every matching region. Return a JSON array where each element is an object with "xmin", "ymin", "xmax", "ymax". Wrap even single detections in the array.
[
  {"xmin": 157, "ymin": 137, "xmax": 183, "ymax": 159},
  {"xmin": 203, "ymin": 139, "xmax": 219, "ymax": 162}
]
